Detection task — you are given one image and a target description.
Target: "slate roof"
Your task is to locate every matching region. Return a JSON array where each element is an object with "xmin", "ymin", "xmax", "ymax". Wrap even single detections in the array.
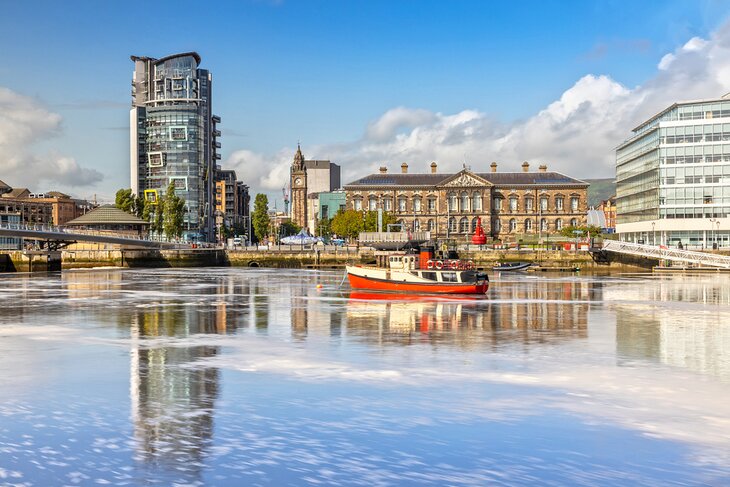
[
  {"xmin": 345, "ymin": 170, "xmax": 587, "ymax": 188},
  {"xmin": 0, "ymin": 179, "xmax": 10, "ymax": 191},
  {"xmin": 1, "ymin": 188, "xmax": 30, "ymax": 198},
  {"xmin": 64, "ymin": 205, "xmax": 149, "ymax": 226}
]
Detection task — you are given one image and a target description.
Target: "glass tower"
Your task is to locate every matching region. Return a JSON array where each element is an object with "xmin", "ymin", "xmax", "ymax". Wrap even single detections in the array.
[
  {"xmin": 130, "ymin": 52, "xmax": 221, "ymax": 242},
  {"xmin": 616, "ymin": 96, "xmax": 730, "ymax": 248}
]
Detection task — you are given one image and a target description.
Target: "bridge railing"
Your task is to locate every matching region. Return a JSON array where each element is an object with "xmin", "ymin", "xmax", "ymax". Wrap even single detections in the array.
[
  {"xmin": 0, "ymin": 222, "xmax": 187, "ymax": 247},
  {"xmin": 602, "ymin": 240, "xmax": 730, "ymax": 269}
]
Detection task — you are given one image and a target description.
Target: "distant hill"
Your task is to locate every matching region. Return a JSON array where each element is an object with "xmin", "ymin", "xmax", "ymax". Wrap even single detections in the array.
[{"xmin": 585, "ymin": 178, "xmax": 616, "ymax": 207}]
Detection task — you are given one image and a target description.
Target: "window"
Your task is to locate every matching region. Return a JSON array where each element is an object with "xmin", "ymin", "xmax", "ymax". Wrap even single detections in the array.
[
  {"xmin": 540, "ymin": 218, "xmax": 548, "ymax": 231},
  {"xmin": 368, "ymin": 197, "xmax": 377, "ymax": 211},
  {"xmin": 321, "ymin": 205, "xmax": 329, "ymax": 220},
  {"xmin": 414, "ymin": 219, "xmax": 421, "ymax": 231},
  {"xmin": 398, "ymin": 197, "xmax": 407, "ymax": 212},
  {"xmin": 540, "ymin": 197, "xmax": 548, "ymax": 212},
  {"xmin": 459, "ymin": 217, "xmax": 469, "ymax": 233},
  {"xmin": 169, "ymin": 126, "xmax": 188, "ymax": 141},
  {"xmin": 448, "ymin": 193, "xmax": 458, "ymax": 212},
  {"xmin": 427, "ymin": 197, "xmax": 436, "ymax": 212},
  {"xmin": 353, "ymin": 198, "xmax": 362, "ymax": 211},
  {"xmin": 525, "ymin": 219, "xmax": 533, "ymax": 232},
  {"xmin": 525, "ymin": 197, "xmax": 534, "ymax": 212},
  {"xmin": 494, "ymin": 219, "xmax": 501, "ymax": 232},
  {"xmin": 448, "ymin": 217, "xmax": 457, "ymax": 233},
  {"xmin": 473, "ymin": 192, "xmax": 482, "ymax": 211},
  {"xmin": 556, "ymin": 197, "xmax": 564, "ymax": 211},
  {"xmin": 570, "ymin": 218, "xmax": 578, "ymax": 227},
  {"xmin": 170, "ymin": 177, "xmax": 187, "ymax": 191},
  {"xmin": 509, "ymin": 197, "xmax": 518, "ymax": 212},
  {"xmin": 413, "ymin": 197, "xmax": 422, "ymax": 212},
  {"xmin": 570, "ymin": 197, "xmax": 579, "ymax": 212},
  {"xmin": 493, "ymin": 197, "xmax": 502, "ymax": 211},
  {"xmin": 461, "ymin": 192, "xmax": 470, "ymax": 212},
  {"xmin": 148, "ymin": 152, "xmax": 164, "ymax": 167},
  {"xmin": 509, "ymin": 218, "xmax": 516, "ymax": 232},
  {"xmin": 427, "ymin": 219, "xmax": 435, "ymax": 231},
  {"xmin": 556, "ymin": 218, "xmax": 563, "ymax": 231},
  {"xmin": 441, "ymin": 272, "xmax": 458, "ymax": 282},
  {"xmin": 383, "ymin": 198, "xmax": 392, "ymax": 211},
  {"xmin": 471, "ymin": 217, "xmax": 479, "ymax": 232}
]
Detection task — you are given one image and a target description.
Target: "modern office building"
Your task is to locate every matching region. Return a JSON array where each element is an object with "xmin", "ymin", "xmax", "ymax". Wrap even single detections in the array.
[
  {"xmin": 616, "ymin": 96, "xmax": 730, "ymax": 248},
  {"xmin": 130, "ymin": 52, "xmax": 221, "ymax": 242}
]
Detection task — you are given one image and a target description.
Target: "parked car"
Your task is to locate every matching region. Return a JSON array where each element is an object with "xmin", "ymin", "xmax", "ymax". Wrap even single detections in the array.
[{"xmin": 331, "ymin": 238, "xmax": 345, "ymax": 246}]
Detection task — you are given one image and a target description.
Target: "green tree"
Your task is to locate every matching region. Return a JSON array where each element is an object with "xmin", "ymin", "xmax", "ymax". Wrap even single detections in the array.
[
  {"xmin": 252, "ymin": 193, "xmax": 270, "ymax": 242},
  {"xmin": 115, "ymin": 188, "xmax": 135, "ymax": 214},
  {"xmin": 330, "ymin": 209, "xmax": 364, "ymax": 240},
  {"xmin": 363, "ymin": 210, "xmax": 396, "ymax": 232},
  {"xmin": 163, "ymin": 182, "xmax": 185, "ymax": 239},
  {"xmin": 317, "ymin": 217, "xmax": 332, "ymax": 239},
  {"xmin": 134, "ymin": 194, "xmax": 146, "ymax": 218},
  {"xmin": 142, "ymin": 198, "xmax": 152, "ymax": 222},
  {"xmin": 559, "ymin": 224, "xmax": 603, "ymax": 239},
  {"xmin": 151, "ymin": 205, "xmax": 164, "ymax": 237},
  {"xmin": 279, "ymin": 221, "xmax": 302, "ymax": 237}
]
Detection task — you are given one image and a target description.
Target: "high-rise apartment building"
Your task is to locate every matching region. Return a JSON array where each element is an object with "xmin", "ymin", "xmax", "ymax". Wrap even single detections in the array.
[
  {"xmin": 130, "ymin": 52, "xmax": 221, "ymax": 241},
  {"xmin": 215, "ymin": 170, "xmax": 250, "ymax": 241},
  {"xmin": 616, "ymin": 96, "xmax": 730, "ymax": 248}
]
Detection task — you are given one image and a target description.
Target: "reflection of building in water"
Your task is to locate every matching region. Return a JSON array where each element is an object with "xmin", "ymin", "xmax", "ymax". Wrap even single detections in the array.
[
  {"xmin": 289, "ymin": 279, "xmax": 343, "ymax": 339},
  {"xmin": 128, "ymin": 277, "xmax": 247, "ymax": 477},
  {"xmin": 345, "ymin": 279, "xmax": 591, "ymax": 346},
  {"xmin": 615, "ymin": 278, "xmax": 730, "ymax": 380}
]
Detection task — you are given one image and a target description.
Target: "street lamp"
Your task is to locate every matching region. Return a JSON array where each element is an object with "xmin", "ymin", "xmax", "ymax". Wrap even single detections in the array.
[
  {"xmin": 710, "ymin": 218, "xmax": 717, "ymax": 249},
  {"xmin": 651, "ymin": 221, "xmax": 655, "ymax": 246}
]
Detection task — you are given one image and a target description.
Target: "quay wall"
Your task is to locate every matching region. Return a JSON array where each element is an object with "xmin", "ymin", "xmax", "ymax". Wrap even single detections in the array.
[{"xmin": 0, "ymin": 247, "xmax": 659, "ymax": 272}]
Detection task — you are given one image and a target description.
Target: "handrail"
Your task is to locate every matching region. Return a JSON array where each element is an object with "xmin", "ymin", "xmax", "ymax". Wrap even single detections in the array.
[
  {"xmin": 602, "ymin": 240, "xmax": 730, "ymax": 269},
  {"xmin": 0, "ymin": 222, "xmax": 186, "ymax": 248}
]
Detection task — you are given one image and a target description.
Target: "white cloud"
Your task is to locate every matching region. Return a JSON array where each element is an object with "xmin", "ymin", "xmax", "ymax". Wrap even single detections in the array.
[
  {"xmin": 0, "ymin": 87, "xmax": 102, "ymax": 190},
  {"xmin": 228, "ymin": 20, "xmax": 730, "ymax": 197}
]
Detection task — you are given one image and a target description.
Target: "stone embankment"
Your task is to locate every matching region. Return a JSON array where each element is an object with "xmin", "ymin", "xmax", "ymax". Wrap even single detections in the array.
[{"xmin": 0, "ymin": 247, "xmax": 657, "ymax": 273}]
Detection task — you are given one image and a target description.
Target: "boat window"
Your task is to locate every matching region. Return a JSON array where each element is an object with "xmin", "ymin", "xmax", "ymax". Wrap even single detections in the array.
[
  {"xmin": 421, "ymin": 271, "xmax": 437, "ymax": 281},
  {"xmin": 441, "ymin": 272, "xmax": 458, "ymax": 282}
]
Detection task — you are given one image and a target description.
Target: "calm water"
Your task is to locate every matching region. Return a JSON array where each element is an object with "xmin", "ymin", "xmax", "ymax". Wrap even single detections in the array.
[{"xmin": 1, "ymin": 268, "xmax": 730, "ymax": 486}]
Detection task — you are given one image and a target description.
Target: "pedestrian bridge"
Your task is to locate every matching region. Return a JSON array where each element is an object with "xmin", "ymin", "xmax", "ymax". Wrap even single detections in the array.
[
  {"xmin": 0, "ymin": 223, "xmax": 183, "ymax": 249},
  {"xmin": 599, "ymin": 240, "xmax": 730, "ymax": 269}
]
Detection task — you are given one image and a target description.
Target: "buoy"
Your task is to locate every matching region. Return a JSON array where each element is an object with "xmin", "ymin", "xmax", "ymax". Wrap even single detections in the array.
[
  {"xmin": 435, "ymin": 260, "xmax": 443, "ymax": 270},
  {"xmin": 316, "ymin": 284, "xmax": 323, "ymax": 289},
  {"xmin": 427, "ymin": 260, "xmax": 434, "ymax": 269}
]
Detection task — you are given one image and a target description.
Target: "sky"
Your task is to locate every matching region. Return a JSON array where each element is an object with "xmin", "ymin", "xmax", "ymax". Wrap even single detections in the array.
[{"xmin": 2, "ymin": 0, "xmax": 730, "ymax": 205}]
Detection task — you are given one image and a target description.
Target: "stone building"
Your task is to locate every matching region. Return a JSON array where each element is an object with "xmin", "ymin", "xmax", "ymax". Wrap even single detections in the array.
[
  {"xmin": 289, "ymin": 145, "xmax": 341, "ymax": 231},
  {"xmin": 343, "ymin": 161, "xmax": 589, "ymax": 241}
]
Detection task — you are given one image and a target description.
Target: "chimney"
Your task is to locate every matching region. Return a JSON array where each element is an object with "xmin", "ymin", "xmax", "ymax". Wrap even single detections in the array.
[
  {"xmin": 379, "ymin": 166, "xmax": 387, "ymax": 174},
  {"xmin": 401, "ymin": 162, "xmax": 408, "ymax": 174},
  {"xmin": 490, "ymin": 162, "xmax": 498, "ymax": 173},
  {"xmin": 522, "ymin": 161, "xmax": 530, "ymax": 173},
  {"xmin": 430, "ymin": 161, "xmax": 437, "ymax": 174},
  {"xmin": 538, "ymin": 164, "xmax": 547, "ymax": 173}
]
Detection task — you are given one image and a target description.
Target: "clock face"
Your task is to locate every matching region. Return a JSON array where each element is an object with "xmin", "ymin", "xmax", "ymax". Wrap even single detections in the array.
[{"xmin": 294, "ymin": 177, "xmax": 302, "ymax": 185}]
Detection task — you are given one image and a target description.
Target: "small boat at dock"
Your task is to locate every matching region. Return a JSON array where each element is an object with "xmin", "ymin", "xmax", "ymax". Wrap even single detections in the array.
[
  {"xmin": 346, "ymin": 245, "xmax": 489, "ymax": 295},
  {"xmin": 492, "ymin": 262, "xmax": 532, "ymax": 271}
]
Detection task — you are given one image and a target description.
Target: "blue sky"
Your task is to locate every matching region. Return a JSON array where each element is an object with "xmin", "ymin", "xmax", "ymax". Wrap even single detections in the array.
[{"xmin": 2, "ymin": 0, "xmax": 730, "ymax": 202}]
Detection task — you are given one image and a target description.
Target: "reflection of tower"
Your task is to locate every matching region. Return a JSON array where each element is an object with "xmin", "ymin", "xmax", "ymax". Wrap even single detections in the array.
[{"xmin": 290, "ymin": 144, "xmax": 307, "ymax": 229}]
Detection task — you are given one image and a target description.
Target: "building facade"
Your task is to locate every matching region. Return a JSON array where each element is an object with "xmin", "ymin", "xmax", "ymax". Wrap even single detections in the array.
[
  {"xmin": 343, "ymin": 162, "xmax": 588, "ymax": 241},
  {"xmin": 598, "ymin": 196, "xmax": 616, "ymax": 232},
  {"xmin": 215, "ymin": 170, "xmax": 250, "ymax": 241},
  {"xmin": 289, "ymin": 146, "xmax": 341, "ymax": 231},
  {"xmin": 130, "ymin": 52, "xmax": 221, "ymax": 242},
  {"xmin": 616, "ymin": 96, "xmax": 730, "ymax": 248}
]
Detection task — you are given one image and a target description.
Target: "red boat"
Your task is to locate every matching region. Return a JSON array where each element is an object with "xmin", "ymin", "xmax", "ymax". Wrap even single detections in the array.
[{"xmin": 346, "ymin": 246, "xmax": 489, "ymax": 295}]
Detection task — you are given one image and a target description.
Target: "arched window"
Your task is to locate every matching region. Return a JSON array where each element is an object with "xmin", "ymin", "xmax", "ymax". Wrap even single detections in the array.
[
  {"xmin": 353, "ymin": 197, "xmax": 362, "ymax": 211},
  {"xmin": 413, "ymin": 197, "xmax": 422, "ymax": 212},
  {"xmin": 448, "ymin": 192, "xmax": 458, "ymax": 212},
  {"xmin": 448, "ymin": 217, "xmax": 457, "ymax": 233},
  {"xmin": 461, "ymin": 192, "xmax": 470, "ymax": 212},
  {"xmin": 556, "ymin": 218, "xmax": 563, "ymax": 231},
  {"xmin": 525, "ymin": 219, "xmax": 533, "ymax": 232},
  {"xmin": 555, "ymin": 196, "xmax": 564, "ymax": 212},
  {"xmin": 540, "ymin": 218, "xmax": 548, "ymax": 231},
  {"xmin": 472, "ymin": 192, "xmax": 482, "ymax": 211},
  {"xmin": 509, "ymin": 218, "xmax": 517, "ymax": 232},
  {"xmin": 459, "ymin": 217, "xmax": 469, "ymax": 233},
  {"xmin": 509, "ymin": 197, "xmax": 518, "ymax": 212},
  {"xmin": 471, "ymin": 217, "xmax": 479, "ymax": 232},
  {"xmin": 397, "ymin": 196, "xmax": 407, "ymax": 213},
  {"xmin": 427, "ymin": 219, "xmax": 435, "ymax": 231},
  {"xmin": 368, "ymin": 196, "xmax": 377, "ymax": 211},
  {"xmin": 413, "ymin": 219, "xmax": 421, "ymax": 231},
  {"xmin": 525, "ymin": 196, "xmax": 534, "ymax": 212},
  {"xmin": 570, "ymin": 218, "xmax": 578, "ymax": 227}
]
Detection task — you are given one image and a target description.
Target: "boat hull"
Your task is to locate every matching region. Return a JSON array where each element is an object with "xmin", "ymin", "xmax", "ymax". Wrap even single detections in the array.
[{"xmin": 347, "ymin": 271, "xmax": 488, "ymax": 295}]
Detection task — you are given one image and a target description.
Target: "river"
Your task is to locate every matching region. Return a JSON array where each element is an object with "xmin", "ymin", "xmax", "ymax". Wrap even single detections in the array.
[{"xmin": 1, "ymin": 268, "xmax": 729, "ymax": 486}]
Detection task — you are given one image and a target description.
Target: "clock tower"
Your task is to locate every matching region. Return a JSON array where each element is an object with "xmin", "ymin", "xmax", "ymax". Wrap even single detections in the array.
[{"xmin": 290, "ymin": 144, "xmax": 307, "ymax": 229}]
